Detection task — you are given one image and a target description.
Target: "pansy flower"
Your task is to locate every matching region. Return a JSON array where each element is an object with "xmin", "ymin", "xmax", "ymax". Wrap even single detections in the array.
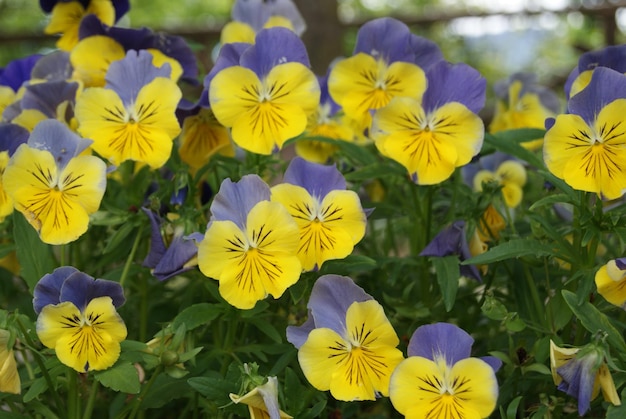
[
  {"xmin": 544, "ymin": 67, "xmax": 626, "ymax": 200},
  {"xmin": 208, "ymin": 27, "xmax": 320, "ymax": 155},
  {"xmin": 372, "ymin": 60, "xmax": 485, "ymax": 185},
  {"xmin": 221, "ymin": 0, "xmax": 306, "ymax": 44},
  {"xmin": 287, "ymin": 275, "xmax": 404, "ymax": 401},
  {"xmin": 463, "ymin": 152, "xmax": 527, "ymax": 208},
  {"xmin": 271, "ymin": 157, "xmax": 367, "ymax": 271},
  {"xmin": 34, "ymin": 266, "xmax": 127, "ymax": 372},
  {"xmin": 295, "ymin": 73, "xmax": 357, "ymax": 163},
  {"xmin": 0, "ymin": 329, "xmax": 20, "ymax": 394},
  {"xmin": 490, "ymin": 73, "xmax": 560, "ymax": 150},
  {"xmin": 565, "ymin": 44, "xmax": 626, "ymax": 99},
  {"xmin": 419, "ymin": 220, "xmax": 483, "ymax": 282},
  {"xmin": 595, "ymin": 257, "xmax": 626, "ymax": 308},
  {"xmin": 328, "ymin": 17, "xmax": 442, "ymax": 132},
  {"xmin": 40, "ymin": 0, "xmax": 130, "ymax": 51},
  {"xmin": 229, "ymin": 363, "xmax": 293, "ymax": 419},
  {"xmin": 142, "ymin": 207, "xmax": 198, "ymax": 281},
  {"xmin": 389, "ymin": 322, "xmax": 501, "ymax": 418},
  {"xmin": 0, "ymin": 54, "xmax": 42, "ymax": 119},
  {"xmin": 3, "ymin": 119, "xmax": 106, "ymax": 245},
  {"xmin": 196, "ymin": 175, "xmax": 301, "ymax": 309},
  {"xmin": 0, "ymin": 123, "xmax": 29, "ymax": 223},
  {"xmin": 550, "ymin": 340, "xmax": 620, "ymax": 416},
  {"xmin": 75, "ymin": 50, "xmax": 182, "ymax": 168}
]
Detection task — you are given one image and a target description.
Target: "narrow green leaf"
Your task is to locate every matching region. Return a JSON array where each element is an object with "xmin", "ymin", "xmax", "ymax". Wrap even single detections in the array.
[
  {"xmin": 248, "ymin": 317, "xmax": 283, "ymax": 343},
  {"xmin": 23, "ymin": 376, "xmax": 48, "ymax": 403},
  {"xmin": 318, "ymin": 254, "xmax": 377, "ymax": 275},
  {"xmin": 505, "ymin": 396, "xmax": 523, "ymax": 419},
  {"xmin": 529, "ymin": 194, "xmax": 575, "ymax": 211},
  {"xmin": 13, "ymin": 212, "xmax": 56, "ymax": 293},
  {"xmin": 463, "ymin": 239, "xmax": 558, "ymax": 265},
  {"xmin": 562, "ymin": 290, "xmax": 626, "ymax": 353},
  {"xmin": 93, "ymin": 361, "xmax": 140, "ymax": 394},
  {"xmin": 187, "ymin": 375, "xmax": 237, "ymax": 402},
  {"xmin": 103, "ymin": 222, "xmax": 136, "ymax": 254},
  {"xmin": 431, "ymin": 256, "xmax": 459, "ymax": 312}
]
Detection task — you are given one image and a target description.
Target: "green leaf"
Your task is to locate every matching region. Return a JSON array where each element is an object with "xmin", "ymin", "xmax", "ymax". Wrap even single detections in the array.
[
  {"xmin": 171, "ymin": 303, "xmax": 223, "ymax": 331},
  {"xmin": 23, "ymin": 376, "xmax": 48, "ymax": 403},
  {"xmin": 187, "ymin": 375, "xmax": 238, "ymax": 403},
  {"xmin": 300, "ymin": 400, "xmax": 327, "ymax": 419},
  {"xmin": 343, "ymin": 161, "xmax": 406, "ymax": 182},
  {"xmin": 13, "ymin": 212, "xmax": 56, "ymax": 293},
  {"xmin": 503, "ymin": 395, "xmax": 523, "ymax": 419},
  {"xmin": 430, "ymin": 256, "xmax": 459, "ymax": 312},
  {"xmin": 607, "ymin": 388, "xmax": 626, "ymax": 418},
  {"xmin": 318, "ymin": 254, "xmax": 377, "ymax": 275},
  {"xmin": 562, "ymin": 290, "xmax": 626, "ymax": 353},
  {"xmin": 140, "ymin": 374, "xmax": 192, "ymax": 408},
  {"xmin": 481, "ymin": 295, "xmax": 508, "ymax": 321},
  {"xmin": 93, "ymin": 361, "xmax": 140, "ymax": 394},
  {"xmin": 529, "ymin": 194, "xmax": 575, "ymax": 211},
  {"xmin": 248, "ymin": 317, "xmax": 283, "ymax": 343},
  {"xmin": 521, "ymin": 363, "xmax": 551, "ymax": 375},
  {"xmin": 103, "ymin": 222, "xmax": 137, "ymax": 254},
  {"xmin": 463, "ymin": 239, "xmax": 558, "ymax": 265}
]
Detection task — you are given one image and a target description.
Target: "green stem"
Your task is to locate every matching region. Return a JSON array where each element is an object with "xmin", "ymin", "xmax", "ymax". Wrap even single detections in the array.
[
  {"xmin": 127, "ymin": 366, "xmax": 163, "ymax": 419},
  {"xmin": 139, "ymin": 275, "xmax": 148, "ymax": 343},
  {"xmin": 119, "ymin": 226, "xmax": 143, "ymax": 288},
  {"xmin": 59, "ymin": 244, "xmax": 68, "ymax": 267},
  {"xmin": 523, "ymin": 264, "xmax": 545, "ymax": 327},
  {"xmin": 67, "ymin": 370, "xmax": 80, "ymax": 419},
  {"xmin": 15, "ymin": 317, "xmax": 65, "ymax": 415},
  {"xmin": 82, "ymin": 377, "xmax": 99, "ymax": 419}
]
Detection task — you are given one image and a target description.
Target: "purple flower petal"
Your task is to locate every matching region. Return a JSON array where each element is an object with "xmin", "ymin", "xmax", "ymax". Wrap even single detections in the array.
[
  {"xmin": 568, "ymin": 67, "xmax": 626, "ymax": 124},
  {"xmin": 615, "ymin": 257, "xmax": 626, "ymax": 270},
  {"xmin": 407, "ymin": 322, "xmax": 473, "ymax": 366},
  {"xmin": 282, "ymin": 157, "xmax": 346, "ymax": 199},
  {"xmin": 557, "ymin": 355, "xmax": 597, "ymax": 416},
  {"xmin": 142, "ymin": 208, "xmax": 167, "ymax": 269},
  {"xmin": 480, "ymin": 355, "xmax": 503, "ymax": 373},
  {"xmin": 40, "ymin": 0, "xmax": 129, "ymax": 21},
  {"xmin": 33, "ymin": 266, "xmax": 80, "ymax": 314},
  {"xmin": 422, "ymin": 61, "xmax": 486, "ymax": 114},
  {"xmin": 209, "ymin": 175, "xmax": 271, "ymax": 229},
  {"xmin": 354, "ymin": 17, "xmax": 443, "ymax": 68},
  {"xmin": 240, "ymin": 27, "xmax": 310, "ymax": 78},
  {"xmin": 30, "ymin": 51, "xmax": 73, "ymax": 81},
  {"xmin": 495, "ymin": 73, "xmax": 560, "ymax": 114},
  {"xmin": 204, "ymin": 42, "xmax": 250, "ymax": 88},
  {"xmin": 0, "ymin": 123, "xmax": 29, "ymax": 156},
  {"xmin": 27, "ymin": 120, "xmax": 92, "ymax": 171},
  {"xmin": 231, "ymin": 0, "xmax": 306, "ymax": 35},
  {"xmin": 305, "ymin": 275, "xmax": 372, "ymax": 336},
  {"xmin": 59, "ymin": 271, "xmax": 125, "ymax": 311},
  {"xmin": 0, "ymin": 54, "xmax": 42, "ymax": 92},
  {"xmin": 565, "ymin": 45, "xmax": 626, "ymax": 98},
  {"xmin": 286, "ymin": 311, "xmax": 315, "ymax": 349},
  {"xmin": 152, "ymin": 235, "xmax": 198, "ymax": 281},
  {"xmin": 21, "ymin": 80, "xmax": 79, "ymax": 119},
  {"xmin": 105, "ymin": 50, "xmax": 171, "ymax": 105}
]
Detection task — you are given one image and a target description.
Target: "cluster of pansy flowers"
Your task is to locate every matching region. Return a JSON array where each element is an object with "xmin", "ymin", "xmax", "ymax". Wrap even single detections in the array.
[{"xmin": 3, "ymin": 0, "xmax": 626, "ymax": 417}]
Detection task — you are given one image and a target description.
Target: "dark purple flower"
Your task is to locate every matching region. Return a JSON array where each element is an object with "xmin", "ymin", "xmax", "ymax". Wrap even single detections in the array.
[
  {"xmin": 33, "ymin": 266, "xmax": 125, "ymax": 314},
  {"xmin": 565, "ymin": 44, "xmax": 626, "ymax": 99},
  {"xmin": 20, "ymin": 80, "xmax": 80, "ymax": 120},
  {"xmin": 419, "ymin": 220, "xmax": 482, "ymax": 282},
  {"xmin": 0, "ymin": 54, "xmax": 42, "ymax": 92},
  {"xmin": 39, "ymin": 0, "xmax": 130, "ymax": 22},
  {"xmin": 286, "ymin": 275, "xmax": 372, "ymax": 349},
  {"xmin": 0, "ymin": 123, "xmax": 29, "ymax": 156},
  {"xmin": 142, "ymin": 208, "xmax": 198, "ymax": 281}
]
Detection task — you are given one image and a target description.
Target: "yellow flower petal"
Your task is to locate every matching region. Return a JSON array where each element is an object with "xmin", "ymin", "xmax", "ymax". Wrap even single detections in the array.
[
  {"xmin": 570, "ymin": 70, "xmax": 593, "ymax": 98},
  {"xmin": 147, "ymin": 48, "xmax": 183, "ymax": 81},
  {"xmin": 597, "ymin": 363, "xmax": 621, "ymax": 406},
  {"xmin": 70, "ymin": 36, "xmax": 126, "ymax": 87},
  {"xmin": 0, "ymin": 152, "xmax": 14, "ymax": 223},
  {"xmin": 220, "ymin": 21, "xmax": 256, "ymax": 44},
  {"xmin": 374, "ymin": 98, "xmax": 483, "ymax": 184},
  {"xmin": 45, "ymin": 1, "xmax": 114, "ymax": 51},
  {"xmin": 37, "ymin": 297, "xmax": 127, "ymax": 372},
  {"xmin": 179, "ymin": 109, "xmax": 233, "ymax": 170},
  {"xmin": 11, "ymin": 109, "xmax": 48, "ymax": 132},
  {"xmin": 595, "ymin": 261, "xmax": 626, "ymax": 308},
  {"xmin": 549, "ymin": 340, "xmax": 578, "ymax": 386},
  {"xmin": 197, "ymin": 201, "xmax": 301, "ymax": 309},
  {"xmin": 76, "ymin": 77, "xmax": 182, "ymax": 168},
  {"xmin": 0, "ymin": 330, "xmax": 20, "ymax": 394},
  {"xmin": 329, "ymin": 54, "xmax": 426, "ymax": 130},
  {"xmin": 299, "ymin": 300, "xmax": 403, "ymax": 401},
  {"xmin": 3, "ymin": 146, "xmax": 106, "ymax": 245}
]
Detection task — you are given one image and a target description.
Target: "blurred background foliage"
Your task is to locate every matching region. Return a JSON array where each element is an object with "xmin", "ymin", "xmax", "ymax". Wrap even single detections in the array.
[{"xmin": 1, "ymin": 0, "xmax": 625, "ymax": 124}]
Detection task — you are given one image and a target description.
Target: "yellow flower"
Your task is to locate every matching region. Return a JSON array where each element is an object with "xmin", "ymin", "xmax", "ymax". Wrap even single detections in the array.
[
  {"xmin": 0, "ymin": 329, "xmax": 20, "ymax": 394},
  {"xmin": 37, "ymin": 296, "xmax": 127, "ymax": 372},
  {"xmin": 178, "ymin": 108, "xmax": 234, "ymax": 172},
  {"xmin": 595, "ymin": 259, "xmax": 626, "ymax": 308},
  {"xmin": 229, "ymin": 375, "xmax": 293, "ymax": 419},
  {"xmin": 473, "ymin": 160, "xmax": 527, "ymax": 208}
]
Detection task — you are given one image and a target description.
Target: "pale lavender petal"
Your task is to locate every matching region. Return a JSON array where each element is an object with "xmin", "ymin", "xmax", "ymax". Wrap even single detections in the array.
[
  {"xmin": 0, "ymin": 123, "xmax": 29, "ymax": 156},
  {"xmin": 30, "ymin": 51, "xmax": 73, "ymax": 81},
  {"xmin": 210, "ymin": 175, "xmax": 271, "ymax": 229},
  {"xmin": 306, "ymin": 275, "xmax": 372, "ymax": 336},
  {"xmin": 282, "ymin": 157, "xmax": 345, "ymax": 199},
  {"xmin": 568, "ymin": 67, "xmax": 626, "ymax": 124},
  {"xmin": 105, "ymin": 50, "xmax": 171, "ymax": 106},
  {"xmin": 557, "ymin": 356, "xmax": 596, "ymax": 416},
  {"xmin": 32, "ymin": 266, "xmax": 79, "ymax": 314},
  {"xmin": 406, "ymin": 33, "xmax": 444, "ymax": 70},
  {"xmin": 353, "ymin": 17, "xmax": 413, "ymax": 62},
  {"xmin": 565, "ymin": 44, "xmax": 626, "ymax": 98},
  {"xmin": 407, "ymin": 323, "xmax": 473, "ymax": 366},
  {"xmin": 21, "ymin": 80, "xmax": 79, "ymax": 119},
  {"xmin": 232, "ymin": 0, "xmax": 306, "ymax": 35},
  {"xmin": 27, "ymin": 120, "xmax": 92, "ymax": 171},
  {"xmin": 240, "ymin": 27, "xmax": 310, "ymax": 78},
  {"xmin": 204, "ymin": 42, "xmax": 250, "ymax": 87},
  {"xmin": 60, "ymin": 271, "xmax": 125, "ymax": 311},
  {"xmin": 286, "ymin": 311, "xmax": 315, "ymax": 349},
  {"xmin": 422, "ymin": 61, "xmax": 486, "ymax": 114},
  {"xmin": 615, "ymin": 257, "xmax": 626, "ymax": 270},
  {"xmin": 420, "ymin": 221, "xmax": 465, "ymax": 257}
]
